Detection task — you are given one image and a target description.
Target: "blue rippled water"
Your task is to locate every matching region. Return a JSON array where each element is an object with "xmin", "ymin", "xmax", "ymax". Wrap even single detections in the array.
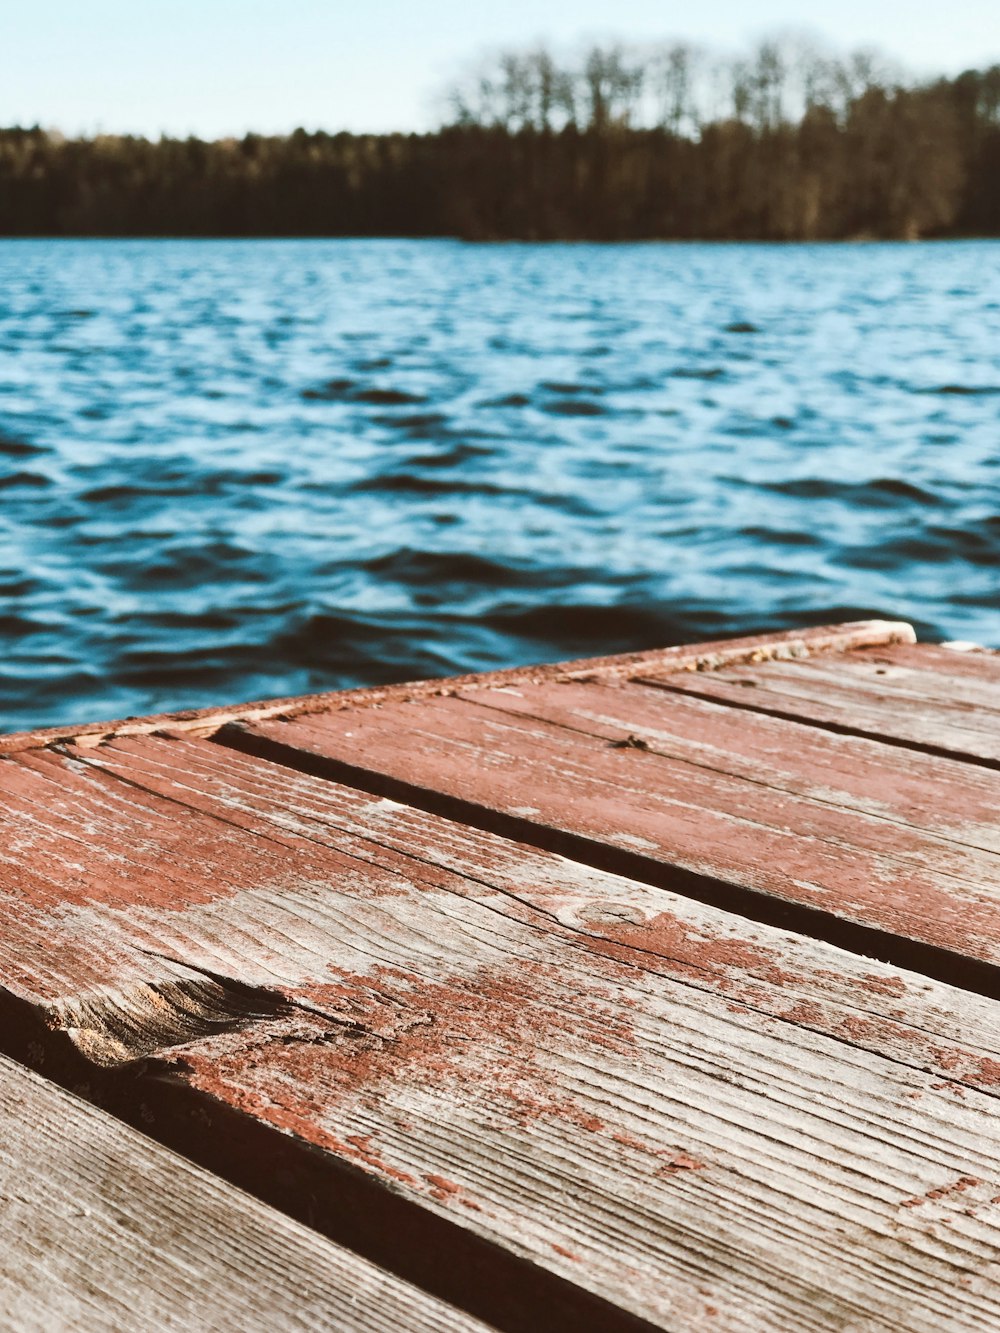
[{"xmin": 1, "ymin": 238, "xmax": 998, "ymax": 730}]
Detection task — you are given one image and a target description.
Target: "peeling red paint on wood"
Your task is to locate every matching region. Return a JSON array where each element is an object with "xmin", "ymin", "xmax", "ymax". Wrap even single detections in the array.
[
  {"xmin": 639, "ymin": 642, "xmax": 1000, "ymax": 765},
  {"xmin": 4, "ymin": 734, "xmax": 1000, "ymax": 1326},
  {"xmin": 62, "ymin": 733, "xmax": 1000, "ymax": 1087},
  {"xmin": 454, "ymin": 677, "xmax": 1000, "ymax": 849},
  {"xmin": 5, "ymin": 624, "xmax": 1000, "ymax": 1332},
  {"xmin": 237, "ymin": 679, "xmax": 1000, "ymax": 969}
]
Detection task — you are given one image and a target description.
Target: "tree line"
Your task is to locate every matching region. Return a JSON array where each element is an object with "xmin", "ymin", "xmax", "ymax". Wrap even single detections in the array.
[{"xmin": 2, "ymin": 36, "xmax": 999, "ymax": 240}]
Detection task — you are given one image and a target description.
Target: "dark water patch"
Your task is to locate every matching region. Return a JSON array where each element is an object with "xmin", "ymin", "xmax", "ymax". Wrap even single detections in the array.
[
  {"xmin": 0, "ymin": 470, "xmax": 50, "ymax": 491},
  {"xmin": 671, "ymin": 366, "xmax": 725, "ymax": 381},
  {"xmin": 480, "ymin": 392, "xmax": 531, "ymax": 408},
  {"xmin": 738, "ymin": 526, "xmax": 822, "ymax": 548},
  {"xmin": 271, "ymin": 610, "xmax": 462, "ymax": 681},
  {"xmin": 542, "ymin": 399, "xmax": 605, "ymax": 417},
  {"xmin": 0, "ymin": 613, "xmax": 60, "ymax": 636},
  {"xmin": 0, "ymin": 577, "xmax": 42, "ymax": 598},
  {"xmin": 922, "ymin": 521, "xmax": 1000, "ymax": 566},
  {"xmin": 0, "ymin": 435, "xmax": 48, "ymax": 458},
  {"xmin": 242, "ymin": 470, "xmax": 287, "ymax": 486},
  {"xmin": 481, "ymin": 601, "xmax": 715, "ymax": 657},
  {"xmin": 304, "ymin": 379, "xmax": 427, "ymax": 407},
  {"xmin": 407, "ymin": 443, "xmax": 492, "ymax": 468},
  {"xmin": 354, "ymin": 387, "xmax": 426, "ymax": 406},
  {"xmin": 354, "ymin": 473, "xmax": 515, "ymax": 497},
  {"xmin": 301, "ymin": 377, "xmax": 356, "ymax": 401},
  {"xmin": 539, "ymin": 381, "xmax": 601, "ymax": 395},
  {"xmin": 364, "ymin": 549, "xmax": 548, "ymax": 590},
  {"xmin": 372, "ymin": 412, "xmax": 449, "ymax": 433},
  {"xmin": 130, "ymin": 603, "xmax": 300, "ymax": 633},
  {"xmin": 762, "ymin": 477, "xmax": 943, "ymax": 507}
]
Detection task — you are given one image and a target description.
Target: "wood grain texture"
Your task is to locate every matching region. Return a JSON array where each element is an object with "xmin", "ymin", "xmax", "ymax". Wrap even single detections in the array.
[
  {"xmin": 0, "ymin": 619, "xmax": 914, "ymax": 755},
  {"xmin": 638, "ymin": 643, "xmax": 1000, "ymax": 767},
  {"xmin": 233, "ymin": 677, "xmax": 1000, "ymax": 977},
  {"xmin": 0, "ymin": 1052, "xmax": 489, "ymax": 1333},
  {"xmin": 456, "ymin": 677, "xmax": 1000, "ymax": 853},
  {"xmin": 4, "ymin": 737, "xmax": 1000, "ymax": 1331}
]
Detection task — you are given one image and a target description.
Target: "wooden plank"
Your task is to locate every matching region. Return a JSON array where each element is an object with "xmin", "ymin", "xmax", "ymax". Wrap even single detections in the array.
[
  {"xmin": 450, "ymin": 677, "xmax": 1000, "ymax": 854},
  {"xmin": 0, "ymin": 1052, "xmax": 489, "ymax": 1333},
  {"xmin": 637, "ymin": 644, "xmax": 1000, "ymax": 767},
  {"xmin": 4, "ymin": 739, "xmax": 1000, "ymax": 1331},
  {"xmin": 0, "ymin": 620, "xmax": 914, "ymax": 755},
  {"xmin": 232, "ymin": 687, "xmax": 1000, "ymax": 979}
]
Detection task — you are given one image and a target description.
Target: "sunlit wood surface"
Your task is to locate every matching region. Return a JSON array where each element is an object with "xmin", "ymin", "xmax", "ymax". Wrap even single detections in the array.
[{"xmin": 3, "ymin": 620, "xmax": 999, "ymax": 1332}]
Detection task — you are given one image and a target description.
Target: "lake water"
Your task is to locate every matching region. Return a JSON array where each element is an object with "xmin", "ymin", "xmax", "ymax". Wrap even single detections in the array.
[{"xmin": 1, "ymin": 238, "xmax": 997, "ymax": 731}]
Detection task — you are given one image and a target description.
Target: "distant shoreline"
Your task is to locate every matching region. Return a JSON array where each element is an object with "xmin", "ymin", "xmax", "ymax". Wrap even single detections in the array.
[
  {"xmin": 1, "ymin": 234, "xmax": 998, "ymax": 244},
  {"xmin": 3, "ymin": 116, "xmax": 998, "ymax": 242}
]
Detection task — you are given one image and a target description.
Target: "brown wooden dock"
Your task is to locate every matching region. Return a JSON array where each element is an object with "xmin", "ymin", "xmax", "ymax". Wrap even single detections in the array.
[{"xmin": 2, "ymin": 619, "xmax": 1000, "ymax": 1331}]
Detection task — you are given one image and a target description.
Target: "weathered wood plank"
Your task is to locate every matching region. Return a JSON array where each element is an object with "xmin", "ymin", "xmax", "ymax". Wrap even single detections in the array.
[
  {"xmin": 457, "ymin": 677, "xmax": 1000, "ymax": 852},
  {"xmin": 4, "ymin": 738, "xmax": 1000, "ymax": 1331},
  {"xmin": 232, "ymin": 687, "xmax": 1000, "ymax": 977},
  {"xmin": 637, "ymin": 644, "xmax": 1000, "ymax": 766},
  {"xmin": 0, "ymin": 1052, "xmax": 489, "ymax": 1333},
  {"xmin": 0, "ymin": 619, "xmax": 914, "ymax": 755}
]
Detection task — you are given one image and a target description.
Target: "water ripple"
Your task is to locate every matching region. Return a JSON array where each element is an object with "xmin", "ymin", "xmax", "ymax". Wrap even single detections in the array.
[{"xmin": 1, "ymin": 237, "xmax": 998, "ymax": 729}]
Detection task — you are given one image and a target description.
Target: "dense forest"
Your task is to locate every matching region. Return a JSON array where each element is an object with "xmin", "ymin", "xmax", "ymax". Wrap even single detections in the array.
[{"xmin": 2, "ymin": 36, "xmax": 999, "ymax": 240}]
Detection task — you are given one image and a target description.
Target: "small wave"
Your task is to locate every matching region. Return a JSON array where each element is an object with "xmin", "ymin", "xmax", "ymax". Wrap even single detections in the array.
[
  {"xmin": 543, "ymin": 399, "xmax": 605, "ymax": 416},
  {"xmin": 354, "ymin": 387, "xmax": 426, "ymax": 406},
  {"xmin": 355, "ymin": 474, "xmax": 513, "ymax": 497},
  {"xmin": 364, "ymin": 549, "xmax": 545, "ymax": 589},
  {"xmin": 924, "ymin": 520, "xmax": 1000, "ymax": 566},
  {"xmin": 301, "ymin": 377, "xmax": 356, "ymax": 401},
  {"xmin": 671, "ymin": 367, "xmax": 725, "ymax": 381},
  {"xmin": 372, "ymin": 411, "xmax": 449, "ymax": 433},
  {"xmin": 739, "ymin": 525, "xmax": 821, "ymax": 548},
  {"xmin": 480, "ymin": 392, "xmax": 531, "ymax": 408},
  {"xmin": 763, "ymin": 477, "xmax": 942, "ymax": 507},
  {"xmin": 302, "ymin": 378, "xmax": 427, "ymax": 407},
  {"xmin": 0, "ymin": 470, "xmax": 50, "ymax": 491},
  {"xmin": 480, "ymin": 601, "xmax": 706, "ymax": 656},
  {"xmin": 0, "ymin": 612, "xmax": 57, "ymax": 635},
  {"xmin": 271, "ymin": 610, "xmax": 460, "ymax": 681},
  {"xmin": 540, "ymin": 381, "xmax": 601, "ymax": 395},
  {"xmin": 407, "ymin": 443, "xmax": 491, "ymax": 468},
  {"xmin": 0, "ymin": 434, "xmax": 48, "ymax": 458}
]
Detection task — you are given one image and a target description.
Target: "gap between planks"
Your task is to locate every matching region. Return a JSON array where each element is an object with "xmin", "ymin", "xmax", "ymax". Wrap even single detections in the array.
[
  {"xmin": 216, "ymin": 709, "xmax": 1000, "ymax": 1006},
  {"xmin": 0, "ymin": 1052, "xmax": 492, "ymax": 1333}
]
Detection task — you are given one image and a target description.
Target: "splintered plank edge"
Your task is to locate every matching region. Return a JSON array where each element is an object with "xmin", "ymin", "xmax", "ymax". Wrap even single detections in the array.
[{"xmin": 0, "ymin": 620, "xmax": 915, "ymax": 754}]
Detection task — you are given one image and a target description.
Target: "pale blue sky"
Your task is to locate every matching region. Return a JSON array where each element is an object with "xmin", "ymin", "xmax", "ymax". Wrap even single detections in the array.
[{"xmin": 3, "ymin": 1, "xmax": 997, "ymax": 138}]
